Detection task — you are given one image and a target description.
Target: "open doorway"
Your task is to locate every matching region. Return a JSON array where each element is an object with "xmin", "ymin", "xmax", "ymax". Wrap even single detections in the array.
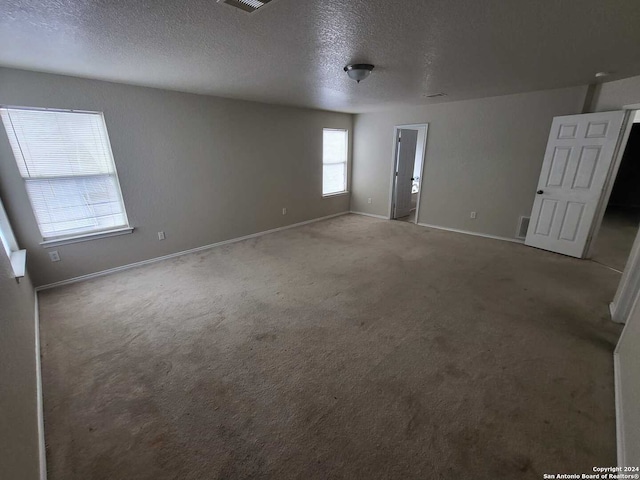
[
  {"xmin": 389, "ymin": 124, "xmax": 428, "ymax": 223},
  {"xmin": 591, "ymin": 110, "xmax": 640, "ymax": 272}
]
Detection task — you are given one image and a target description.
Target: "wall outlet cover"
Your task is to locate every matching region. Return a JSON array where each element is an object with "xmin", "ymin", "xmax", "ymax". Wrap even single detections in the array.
[{"xmin": 49, "ymin": 251, "xmax": 60, "ymax": 262}]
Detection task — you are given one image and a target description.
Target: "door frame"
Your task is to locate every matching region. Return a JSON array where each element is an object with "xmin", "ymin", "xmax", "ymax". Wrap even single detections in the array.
[
  {"xmin": 585, "ymin": 106, "xmax": 639, "ymax": 259},
  {"xmin": 388, "ymin": 123, "xmax": 429, "ymax": 223},
  {"xmin": 599, "ymin": 104, "xmax": 640, "ymax": 324}
]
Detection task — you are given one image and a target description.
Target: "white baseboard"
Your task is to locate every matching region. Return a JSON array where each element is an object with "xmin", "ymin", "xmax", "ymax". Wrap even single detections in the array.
[
  {"xmin": 349, "ymin": 211, "xmax": 389, "ymax": 220},
  {"xmin": 614, "ymin": 351, "xmax": 626, "ymax": 467},
  {"xmin": 34, "ymin": 293, "xmax": 47, "ymax": 480},
  {"xmin": 417, "ymin": 222, "xmax": 524, "ymax": 244},
  {"xmin": 36, "ymin": 211, "xmax": 349, "ymax": 291},
  {"xmin": 349, "ymin": 213, "xmax": 523, "ymax": 245}
]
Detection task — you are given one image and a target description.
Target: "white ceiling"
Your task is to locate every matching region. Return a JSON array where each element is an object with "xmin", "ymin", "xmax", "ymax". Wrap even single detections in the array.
[{"xmin": 1, "ymin": 0, "xmax": 640, "ymax": 113}]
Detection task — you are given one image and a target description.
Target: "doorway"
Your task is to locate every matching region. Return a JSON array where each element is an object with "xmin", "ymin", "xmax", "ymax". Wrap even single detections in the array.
[
  {"xmin": 590, "ymin": 110, "xmax": 640, "ymax": 272},
  {"xmin": 389, "ymin": 124, "xmax": 428, "ymax": 224}
]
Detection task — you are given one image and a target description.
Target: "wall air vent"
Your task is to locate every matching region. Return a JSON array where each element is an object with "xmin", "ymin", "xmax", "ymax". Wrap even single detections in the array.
[
  {"xmin": 516, "ymin": 216, "xmax": 530, "ymax": 239},
  {"xmin": 219, "ymin": 0, "xmax": 273, "ymax": 13}
]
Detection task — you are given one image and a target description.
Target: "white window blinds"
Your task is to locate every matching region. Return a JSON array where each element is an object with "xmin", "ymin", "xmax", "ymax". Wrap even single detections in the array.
[
  {"xmin": 322, "ymin": 129, "xmax": 348, "ymax": 196},
  {"xmin": 0, "ymin": 107, "xmax": 129, "ymax": 240}
]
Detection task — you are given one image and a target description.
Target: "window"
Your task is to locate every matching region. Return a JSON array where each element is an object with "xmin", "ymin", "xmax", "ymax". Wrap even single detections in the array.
[
  {"xmin": 322, "ymin": 128, "xmax": 348, "ymax": 196},
  {"xmin": 0, "ymin": 107, "xmax": 130, "ymax": 243}
]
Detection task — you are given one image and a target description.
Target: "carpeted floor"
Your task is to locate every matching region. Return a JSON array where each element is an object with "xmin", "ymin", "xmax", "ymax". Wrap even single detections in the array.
[
  {"xmin": 591, "ymin": 205, "xmax": 640, "ymax": 272},
  {"xmin": 38, "ymin": 214, "xmax": 623, "ymax": 480},
  {"xmin": 395, "ymin": 210, "xmax": 416, "ymax": 223}
]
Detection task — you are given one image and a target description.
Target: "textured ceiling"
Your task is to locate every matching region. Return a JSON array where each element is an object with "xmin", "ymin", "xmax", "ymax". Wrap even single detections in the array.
[{"xmin": 1, "ymin": 0, "xmax": 640, "ymax": 113}]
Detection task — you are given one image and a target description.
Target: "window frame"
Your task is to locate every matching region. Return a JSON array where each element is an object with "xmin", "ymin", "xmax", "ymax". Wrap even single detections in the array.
[
  {"xmin": 0, "ymin": 106, "xmax": 133, "ymax": 247},
  {"xmin": 0, "ymin": 197, "xmax": 26, "ymax": 279},
  {"xmin": 322, "ymin": 128, "xmax": 349, "ymax": 198}
]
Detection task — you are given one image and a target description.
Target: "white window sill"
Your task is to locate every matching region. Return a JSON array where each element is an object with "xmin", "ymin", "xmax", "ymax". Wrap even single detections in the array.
[
  {"xmin": 323, "ymin": 191, "xmax": 350, "ymax": 198},
  {"xmin": 40, "ymin": 226, "xmax": 134, "ymax": 248},
  {"xmin": 10, "ymin": 249, "xmax": 26, "ymax": 279}
]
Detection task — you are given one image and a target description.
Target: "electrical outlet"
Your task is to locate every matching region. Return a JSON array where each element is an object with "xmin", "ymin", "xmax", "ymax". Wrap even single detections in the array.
[
  {"xmin": 49, "ymin": 251, "xmax": 60, "ymax": 262},
  {"xmin": 282, "ymin": 208, "xmax": 287, "ymax": 215},
  {"xmin": 367, "ymin": 198, "xmax": 372, "ymax": 204},
  {"xmin": 157, "ymin": 231, "xmax": 165, "ymax": 240},
  {"xmin": 470, "ymin": 211, "xmax": 477, "ymax": 219}
]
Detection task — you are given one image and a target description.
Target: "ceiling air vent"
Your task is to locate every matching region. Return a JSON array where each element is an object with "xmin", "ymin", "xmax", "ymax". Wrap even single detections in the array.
[
  {"xmin": 219, "ymin": 0, "xmax": 272, "ymax": 13},
  {"xmin": 424, "ymin": 93, "xmax": 447, "ymax": 98}
]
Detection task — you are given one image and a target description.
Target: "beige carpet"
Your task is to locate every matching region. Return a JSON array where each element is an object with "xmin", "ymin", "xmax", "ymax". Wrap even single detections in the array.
[
  {"xmin": 38, "ymin": 214, "xmax": 622, "ymax": 479},
  {"xmin": 591, "ymin": 206, "xmax": 640, "ymax": 272}
]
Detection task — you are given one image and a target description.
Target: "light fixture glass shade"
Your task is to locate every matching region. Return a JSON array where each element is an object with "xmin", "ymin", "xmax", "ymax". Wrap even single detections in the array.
[{"xmin": 344, "ymin": 64, "xmax": 374, "ymax": 83}]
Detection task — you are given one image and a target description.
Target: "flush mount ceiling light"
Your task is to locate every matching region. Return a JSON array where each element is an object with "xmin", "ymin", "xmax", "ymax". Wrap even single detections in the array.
[
  {"xmin": 344, "ymin": 64, "xmax": 374, "ymax": 83},
  {"xmin": 218, "ymin": 0, "xmax": 272, "ymax": 13}
]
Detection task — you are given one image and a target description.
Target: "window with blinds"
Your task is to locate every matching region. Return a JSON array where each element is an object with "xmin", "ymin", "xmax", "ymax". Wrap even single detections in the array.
[
  {"xmin": 0, "ymin": 107, "xmax": 129, "ymax": 241},
  {"xmin": 322, "ymin": 128, "xmax": 348, "ymax": 196}
]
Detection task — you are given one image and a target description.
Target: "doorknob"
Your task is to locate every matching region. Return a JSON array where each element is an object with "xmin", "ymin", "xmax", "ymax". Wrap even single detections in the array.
[{"xmin": 537, "ymin": 190, "xmax": 544, "ymax": 194}]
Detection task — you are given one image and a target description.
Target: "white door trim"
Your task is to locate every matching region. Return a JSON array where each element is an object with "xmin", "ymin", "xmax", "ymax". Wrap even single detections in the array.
[
  {"xmin": 613, "ymin": 288, "xmax": 640, "ymax": 466},
  {"xmin": 414, "ymin": 125, "xmax": 429, "ymax": 224},
  {"xmin": 585, "ymin": 109, "xmax": 636, "ymax": 258},
  {"xmin": 590, "ymin": 104, "xmax": 640, "ymax": 324},
  {"xmin": 611, "ymin": 224, "xmax": 640, "ymax": 323},
  {"xmin": 614, "ymin": 347, "xmax": 626, "ymax": 467},
  {"xmin": 34, "ymin": 293, "xmax": 47, "ymax": 480},
  {"xmin": 388, "ymin": 123, "xmax": 429, "ymax": 223}
]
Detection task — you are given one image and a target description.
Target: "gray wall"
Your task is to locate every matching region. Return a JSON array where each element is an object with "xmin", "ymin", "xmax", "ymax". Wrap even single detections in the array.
[
  {"xmin": 0, "ymin": 256, "xmax": 40, "ymax": 479},
  {"xmin": 351, "ymin": 86, "xmax": 587, "ymax": 239},
  {"xmin": 617, "ymin": 289, "xmax": 640, "ymax": 466},
  {"xmin": 0, "ymin": 68, "xmax": 353, "ymax": 286},
  {"xmin": 593, "ymin": 75, "xmax": 640, "ymax": 112}
]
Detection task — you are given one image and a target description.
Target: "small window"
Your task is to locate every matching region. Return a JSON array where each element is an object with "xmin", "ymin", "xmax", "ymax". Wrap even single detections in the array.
[
  {"xmin": 0, "ymin": 107, "xmax": 130, "ymax": 242},
  {"xmin": 322, "ymin": 128, "xmax": 348, "ymax": 196}
]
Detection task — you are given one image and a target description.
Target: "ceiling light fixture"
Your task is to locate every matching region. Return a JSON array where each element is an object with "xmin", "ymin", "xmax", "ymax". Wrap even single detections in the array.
[{"xmin": 344, "ymin": 64, "xmax": 374, "ymax": 83}]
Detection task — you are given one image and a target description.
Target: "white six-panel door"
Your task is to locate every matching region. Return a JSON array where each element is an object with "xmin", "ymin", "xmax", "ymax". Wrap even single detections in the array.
[
  {"xmin": 525, "ymin": 111, "xmax": 625, "ymax": 258},
  {"xmin": 394, "ymin": 129, "xmax": 418, "ymax": 218}
]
